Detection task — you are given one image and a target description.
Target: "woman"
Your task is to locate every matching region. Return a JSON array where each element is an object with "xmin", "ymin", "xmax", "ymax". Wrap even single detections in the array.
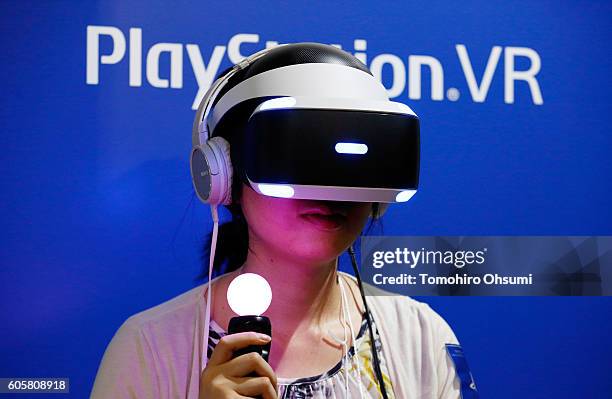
[{"xmin": 91, "ymin": 43, "xmax": 463, "ymax": 399}]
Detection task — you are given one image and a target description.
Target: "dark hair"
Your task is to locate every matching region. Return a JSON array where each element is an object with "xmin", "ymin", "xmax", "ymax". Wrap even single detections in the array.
[{"xmin": 195, "ymin": 196, "xmax": 384, "ymax": 283}]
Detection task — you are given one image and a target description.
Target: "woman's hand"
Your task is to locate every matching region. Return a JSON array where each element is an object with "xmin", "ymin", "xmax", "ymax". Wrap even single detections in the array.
[{"xmin": 199, "ymin": 331, "xmax": 278, "ymax": 399}]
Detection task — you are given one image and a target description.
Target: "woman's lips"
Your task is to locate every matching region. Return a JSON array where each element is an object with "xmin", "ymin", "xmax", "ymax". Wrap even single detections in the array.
[{"xmin": 300, "ymin": 213, "xmax": 346, "ymax": 230}]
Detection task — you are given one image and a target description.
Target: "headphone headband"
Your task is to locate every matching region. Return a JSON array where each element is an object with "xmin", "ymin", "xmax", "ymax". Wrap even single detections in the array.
[{"xmin": 191, "ymin": 46, "xmax": 283, "ymax": 148}]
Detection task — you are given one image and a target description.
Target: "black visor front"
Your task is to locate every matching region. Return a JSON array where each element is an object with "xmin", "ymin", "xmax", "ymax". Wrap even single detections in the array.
[{"xmin": 242, "ymin": 108, "xmax": 419, "ymax": 190}]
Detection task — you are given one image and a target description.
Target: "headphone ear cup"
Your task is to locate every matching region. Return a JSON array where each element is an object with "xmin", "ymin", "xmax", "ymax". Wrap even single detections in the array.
[
  {"xmin": 190, "ymin": 136, "xmax": 233, "ymax": 205},
  {"xmin": 208, "ymin": 136, "xmax": 233, "ymax": 205}
]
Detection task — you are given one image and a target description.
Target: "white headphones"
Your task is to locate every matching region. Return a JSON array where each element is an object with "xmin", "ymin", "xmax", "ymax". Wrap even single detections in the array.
[{"xmin": 190, "ymin": 48, "xmax": 272, "ymax": 206}]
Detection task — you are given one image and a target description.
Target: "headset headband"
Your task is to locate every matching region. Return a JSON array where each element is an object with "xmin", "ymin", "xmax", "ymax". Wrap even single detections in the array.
[{"xmin": 191, "ymin": 46, "xmax": 282, "ymax": 148}]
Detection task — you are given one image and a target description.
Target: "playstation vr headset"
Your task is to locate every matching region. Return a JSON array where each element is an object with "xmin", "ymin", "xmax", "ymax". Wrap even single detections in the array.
[{"xmin": 190, "ymin": 43, "xmax": 420, "ymax": 217}]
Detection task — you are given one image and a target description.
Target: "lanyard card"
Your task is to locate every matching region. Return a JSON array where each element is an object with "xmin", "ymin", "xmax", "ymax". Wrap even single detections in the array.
[{"xmin": 445, "ymin": 344, "xmax": 479, "ymax": 399}]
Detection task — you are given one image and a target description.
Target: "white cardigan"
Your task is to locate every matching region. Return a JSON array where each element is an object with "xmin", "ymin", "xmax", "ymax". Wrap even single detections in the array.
[{"xmin": 91, "ymin": 272, "xmax": 461, "ymax": 399}]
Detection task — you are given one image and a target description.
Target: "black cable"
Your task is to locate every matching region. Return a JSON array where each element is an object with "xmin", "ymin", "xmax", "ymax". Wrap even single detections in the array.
[{"xmin": 348, "ymin": 245, "xmax": 390, "ymax": 399}]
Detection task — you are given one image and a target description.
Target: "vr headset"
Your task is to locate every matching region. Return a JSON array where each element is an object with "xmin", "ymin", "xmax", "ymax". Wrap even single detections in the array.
[{"xmin": 190, "ymin": 43, "xmax": 420, "ymax": 218}]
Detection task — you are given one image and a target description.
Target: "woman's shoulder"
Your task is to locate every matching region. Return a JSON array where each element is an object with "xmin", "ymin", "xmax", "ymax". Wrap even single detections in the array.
[
  {"xmin": 125, "ymin": 283, "xmax": 207, "ymax": 328},
  {"xmin": 369, "ymin": 294, "xmax": 455, "ymax": 336},
  {"xmin": 91, "ymin": 284, "xmax": 208, "ymax": 398},
  {"xmin": 339, "ymin": 272, "xmax": 458, "ymax": 343},
  {"xmin": 103, "ymin": 283, "xmax": 209, "ymax": 361}
]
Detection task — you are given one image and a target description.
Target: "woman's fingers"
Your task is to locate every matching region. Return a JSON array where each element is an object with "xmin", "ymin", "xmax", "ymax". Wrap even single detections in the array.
[
  {"xmin": 224, "ymin": 352, "xmax": 277, "ymax": 387},
  {"xmin": 208, "ymin": 332, "xmax": 271, "ymax": 367},
  {"xmin": 200, "ymin": 332, "xmax": 276, "ymax": 399},
  {"xmin": 235, "ymin": 376, "xmax": 278, "ymax": 399}
]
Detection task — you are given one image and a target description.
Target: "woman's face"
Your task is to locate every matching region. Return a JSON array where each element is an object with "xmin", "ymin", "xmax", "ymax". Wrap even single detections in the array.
[{"xmin": 239, "ymin": 183, "xmax": 372, "ymax": 264}]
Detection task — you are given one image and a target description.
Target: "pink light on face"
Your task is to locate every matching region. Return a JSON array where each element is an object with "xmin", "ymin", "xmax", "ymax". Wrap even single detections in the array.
[
  {"xmin": 239, "ymin": 182, "xmax": 372, "ymax": 267},
  {"xmin": 226, "ymin": 273, "xmax": 272, "ymax": 316}
]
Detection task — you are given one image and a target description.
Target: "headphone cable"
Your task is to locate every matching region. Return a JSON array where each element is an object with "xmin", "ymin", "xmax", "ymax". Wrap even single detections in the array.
[{"xmin": 348, "ymin": 245, "xmax": 390, "ymax": 399}]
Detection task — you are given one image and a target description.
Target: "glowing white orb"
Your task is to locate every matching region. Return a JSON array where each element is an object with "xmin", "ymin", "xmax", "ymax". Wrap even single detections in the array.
[{"xmin": 227, "ymin": 273, "xmax": 272, "ymax": 316}]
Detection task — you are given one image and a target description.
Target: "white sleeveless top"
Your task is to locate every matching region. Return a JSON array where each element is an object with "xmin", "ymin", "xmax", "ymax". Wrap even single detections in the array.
[{"xmin": 90, "ymin": 272, "xmax": 462, "ymax": 398}]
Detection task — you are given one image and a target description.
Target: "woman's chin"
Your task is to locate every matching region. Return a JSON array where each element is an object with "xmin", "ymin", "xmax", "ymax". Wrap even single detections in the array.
[{"xmin": 283, "ymin": 238, "xmax": 349, "ymax": 263}]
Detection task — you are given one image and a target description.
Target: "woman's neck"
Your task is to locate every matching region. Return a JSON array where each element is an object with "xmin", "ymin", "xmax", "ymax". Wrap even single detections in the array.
[
  {"xmin": 207, "ymin": 242, "xmax": 366, "ymax": 376},
  {"xmin": 238, "ymin": 247, "xmax": 343, "ymax": 334},
  {"xmin": 209, "ymin": 239, "xmax": 351, "ymax": 337}
]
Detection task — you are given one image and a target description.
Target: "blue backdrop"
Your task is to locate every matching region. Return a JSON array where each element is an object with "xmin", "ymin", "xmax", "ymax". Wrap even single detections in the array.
[{"xmin": 1, "ymin": 1, "xmax": 611, "ymax": 398}]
